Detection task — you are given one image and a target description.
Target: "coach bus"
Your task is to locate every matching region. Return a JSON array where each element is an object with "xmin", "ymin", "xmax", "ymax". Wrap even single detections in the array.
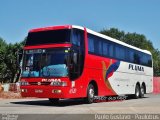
[{"xmin": 20, "ymin": 25, "xmax": 153, "ymax": 104}]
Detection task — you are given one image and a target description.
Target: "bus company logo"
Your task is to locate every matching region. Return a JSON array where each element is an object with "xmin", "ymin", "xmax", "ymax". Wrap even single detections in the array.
[
  {"xmin": 41, "ymin": 78, "xmax": 61, "ymax": 82},
  {"xmin": 128, "ymin": 64, "xmax": 144, "ymax": 72},
  {"xmin": 37, "ymin": 82, "xmax": 41, "ymax": 85}
]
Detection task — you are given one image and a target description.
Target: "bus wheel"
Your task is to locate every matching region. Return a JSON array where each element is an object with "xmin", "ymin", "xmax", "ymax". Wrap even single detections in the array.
[
  {"xmin": 140, "ymin": 85, "xmax": 145, "ymax": 98},
  {"xmin": 134, "ymin": 84, "xmax": 140, "ymax": 99},
  {"xmin": 48, "ymin": 98, "xmax": 59, "ymax": 104},
  {"xmin": 85, "ymin": 84, "xmax": 95, "ymax": 104}
]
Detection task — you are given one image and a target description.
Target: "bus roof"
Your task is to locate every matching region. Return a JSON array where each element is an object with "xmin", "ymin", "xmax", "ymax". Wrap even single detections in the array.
[
  {"xmin": 29, "ymin": 25, "xmax": 151, "ymax": 55},
  {"xmin": 29, "ymin": 25, "xmax": 72, "ymax": 32},
  {"xmin": 72, "ymin": 25, "xmax": 151, "ymax": 55}
]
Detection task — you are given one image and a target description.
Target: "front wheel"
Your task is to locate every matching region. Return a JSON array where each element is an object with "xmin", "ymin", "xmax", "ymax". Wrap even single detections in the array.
[
  {"xmin": 85, "ymin": 84, "xmax": 95, "ymax": 104},
  {"xmin": 48, "ymin": 98, "xmax": 59, "ymax": 104}
]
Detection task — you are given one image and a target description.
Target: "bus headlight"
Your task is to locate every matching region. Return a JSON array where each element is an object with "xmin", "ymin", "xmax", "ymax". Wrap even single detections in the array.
[
  {"xmin": 50, "ymin": 81, "xmax": 67, "ymax": 86},
  {"xmin": 20, "ymin": 81, "xmax": 29, "ymax": 86}
]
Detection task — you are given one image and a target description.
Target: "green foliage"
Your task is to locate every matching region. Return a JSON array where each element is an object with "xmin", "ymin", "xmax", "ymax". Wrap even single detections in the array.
[
  {"xmin": 152, "ymin": 49, "xmax": 160, "ymax": 76},
  {"xmin": 0, "ymin": 38, "xmax": 7, "ymax": 82},
  {"xmin": 100, "ymin": 28, "xmax": 160, "ymax": 76},
  {"xmin": 0, "ymin": 38, "xmax": 24, "ymax": 83}
]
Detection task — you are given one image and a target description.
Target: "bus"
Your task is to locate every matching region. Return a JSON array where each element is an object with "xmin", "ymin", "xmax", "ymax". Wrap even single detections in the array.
[{"xmin": 20, "ymin": 25, "xmax": 153, "ymax": 104}]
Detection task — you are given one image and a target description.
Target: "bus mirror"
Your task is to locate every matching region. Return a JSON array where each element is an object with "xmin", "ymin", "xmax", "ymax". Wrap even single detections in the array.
[
  {"xmin": 17, "ymin": 50, "xmax": 23, "ymax": 66},
  {"xmin": 73, "ymin": 53, "xmax": 78, "ymax": 64}
]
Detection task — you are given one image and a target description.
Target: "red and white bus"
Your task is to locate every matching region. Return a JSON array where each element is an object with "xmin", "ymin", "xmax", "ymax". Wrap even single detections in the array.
[{"xmin": 20, "ymin": 25, "xmax": 153, "ymax": 103}]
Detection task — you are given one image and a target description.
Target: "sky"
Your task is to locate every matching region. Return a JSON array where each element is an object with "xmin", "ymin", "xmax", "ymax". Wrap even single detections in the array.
[{"xmin": 0, "ymin": 0, "xmax": 160, "ymax": 49}]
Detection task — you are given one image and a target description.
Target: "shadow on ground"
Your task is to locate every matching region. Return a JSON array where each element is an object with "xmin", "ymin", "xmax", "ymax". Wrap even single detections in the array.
[
  {"xmin": 10, "ymin": 95, "xmax": 149, "ymax": 107},
  {"xmin": 11, "ymin": 98, "xmax": 87, "ymax": 107}
]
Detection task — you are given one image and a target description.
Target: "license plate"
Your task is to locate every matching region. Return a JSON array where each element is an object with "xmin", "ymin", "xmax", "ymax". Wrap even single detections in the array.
[{"xmin": 35, "ymin": 89, "xmax": 43, "ymax": 93}]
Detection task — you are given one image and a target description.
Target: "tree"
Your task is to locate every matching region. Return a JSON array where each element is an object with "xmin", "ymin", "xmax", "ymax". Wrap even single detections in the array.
[
  {"xmin": 0, "ymin": 37, "xmax": 24, "ymax": 83},
  {"xmin": 100, "ymin": 28, "xmax": 125, "ymax": 41},
  {"xmin": 0, "ymin": 38, "xmax": 7, "ymax": 83},
  {"xmin": 5, "ymin": 43, "xmax": 23, "ymax": 83},
  {"xmin": 152, "ymin": 49, "xmax": 160, "ymax": 76},
  {"xmin": 100, "ymin": 28, "xmax": 160, "ymax": 76}
]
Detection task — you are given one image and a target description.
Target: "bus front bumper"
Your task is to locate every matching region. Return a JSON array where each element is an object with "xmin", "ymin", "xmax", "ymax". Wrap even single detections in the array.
[{"xmin": 20, "ymin": 86, "xmax": 76, "ymax": 99}]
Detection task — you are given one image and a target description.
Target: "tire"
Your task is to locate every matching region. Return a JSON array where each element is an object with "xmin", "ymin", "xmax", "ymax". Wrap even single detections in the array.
[
  {"xmin": 48, "ymin": 98, "xmax": 59, "ymax": 104},
  {"xmin": 140, "ymin": 85, "xmax": 145, "ymax": 98},
  {"xmin": 134, "ymin": 84, "xmax": 140, "ymax": 99},
  {"xmin": 85, "ymin": 84, "xmax": 95, "ymax": 104}
]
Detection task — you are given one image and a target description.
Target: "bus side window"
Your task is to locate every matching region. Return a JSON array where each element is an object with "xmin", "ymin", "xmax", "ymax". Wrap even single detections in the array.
[
  {"xmin": 115, "ymin": 45, "xmax": 125, "ymax": 60},
  {"xmin": 70, "ymin": 29, "xmax": 85, "ymax": 80},
  {"xmin": 72, "ymin": 29, "xmax": 81, "ymax": 46},
  {"xmin": 129, "ymin": 50, "xmax": 134, "ymax": 63},
  {"xmin": 108, "ymin": 43, "xmax": 114, "ymax": 58},
  {"xmin": 148, "ymin": 56, "xmax": 152, "ymax": 67},
  {"xmin": 145, "ymin": 54, "xmax": 152, "ymax": 67},
  {"xmin": 88, "ymin": 35, "xmax": 95, "ymax": 53},
  {"xmin": 94, "ymin": 38, "xmax": 102, "ymax": 55},
  {"xmin": 133, "ymin": 52, "xmax": 140, "ymax": 64},
  {"xmin": 102, "ymin": 42, "xmax": 108, "ymax": 57}
]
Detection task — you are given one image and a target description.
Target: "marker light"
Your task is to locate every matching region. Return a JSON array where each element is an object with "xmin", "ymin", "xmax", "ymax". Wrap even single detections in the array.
[{"xmin": 52, "ymin": 89, "xmax": 62, "ymax": 94}]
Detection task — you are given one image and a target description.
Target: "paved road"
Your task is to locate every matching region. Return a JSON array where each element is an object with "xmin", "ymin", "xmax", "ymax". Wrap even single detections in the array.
[{"xmin": 0, "ymin": 94, "xmax": 160, "ymax": 114}]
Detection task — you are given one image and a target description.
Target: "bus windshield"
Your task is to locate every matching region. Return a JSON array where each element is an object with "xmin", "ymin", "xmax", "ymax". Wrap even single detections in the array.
[
  {"xmin": 25, "ymin": 29, "xmax": 71, "ymax": 46},
  {"xmin": 22, "ymin": 48, "xmax": 70, "ymax": 77}
]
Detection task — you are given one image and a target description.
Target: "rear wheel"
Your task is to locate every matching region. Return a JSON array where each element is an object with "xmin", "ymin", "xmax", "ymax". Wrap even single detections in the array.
[
  {"xmin": 140, "ymin": 85, "xmax": 145, "ymax": 98},
  {"xmin": 134, "ymin": 84, "xmax": 140, "ymax": 99},
  {"xmin": 85, "ymin": 84, "xmax": 95, "ymax": 104},
  {"xmin": 48, "ymin": 98, "xmax": 59, "ymax": 104}
]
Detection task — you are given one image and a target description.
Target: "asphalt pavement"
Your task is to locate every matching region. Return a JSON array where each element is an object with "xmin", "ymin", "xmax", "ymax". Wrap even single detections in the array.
[{"xmin": 0, "ymin": 94, "xmax": 160, "ymax": 120}]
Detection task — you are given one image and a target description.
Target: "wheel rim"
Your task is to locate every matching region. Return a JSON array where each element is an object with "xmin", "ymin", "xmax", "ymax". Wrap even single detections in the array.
[
  {"xmin": 89, "ymin": 86, "xmax": 94, "ymax": 98},
  {"xmin": 136, "ymin": 87, "xmax": 140, "ymax": 97},
  {"xmin": 141, "ymin": 86, "xmax": 144, "ymax": 95}
]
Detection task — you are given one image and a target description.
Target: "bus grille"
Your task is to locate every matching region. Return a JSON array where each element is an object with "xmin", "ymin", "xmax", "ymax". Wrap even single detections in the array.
[{"xmin": 29, "ymin": 82, "xmax": 51, "ymax": 85}]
